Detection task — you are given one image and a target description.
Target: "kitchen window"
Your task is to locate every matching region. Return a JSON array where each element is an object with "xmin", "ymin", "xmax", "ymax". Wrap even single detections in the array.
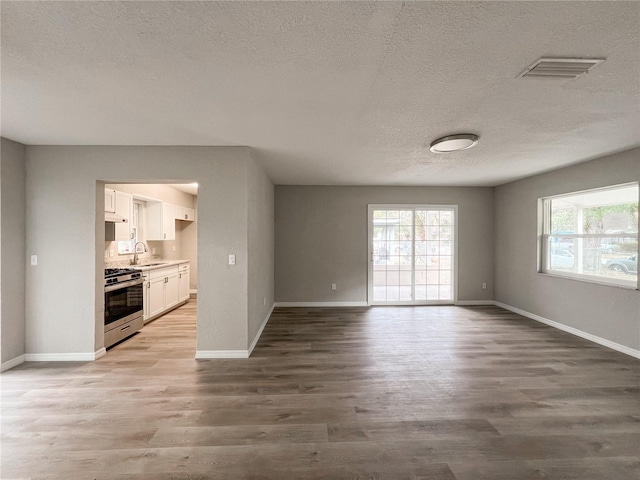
[
  {"xmin": 539, "ymin": 183, "xmax": 638, "ymax": 288},
  {"xmin": 118, "ymin": 202, "xmax": 142, "ymax": 254}
]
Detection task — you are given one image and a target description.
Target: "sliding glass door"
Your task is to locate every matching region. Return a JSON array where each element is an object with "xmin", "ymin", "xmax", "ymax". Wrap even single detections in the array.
[{"xmin": 368, "ymin": 205, "xmax": 456, "ymax": 305}]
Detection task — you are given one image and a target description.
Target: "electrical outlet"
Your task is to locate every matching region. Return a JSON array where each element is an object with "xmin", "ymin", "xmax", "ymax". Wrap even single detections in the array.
[
  {"xmin": 152, "ymin": 247, "xmax": 156, "ymax": 255},
  {"xmin": 331, "ymin": 283, "xmax": 337, "ymax": 291},
  {"xmin": 110, "ymin": 250, "xmax": 114, "ymax": 257},
  {"xmin": 228, "ymin": 254, "xmax": 236, "ymax": 266},
  {"xmin": 482, "ymin": 282, "xmax": 487, "ymax": 289}
]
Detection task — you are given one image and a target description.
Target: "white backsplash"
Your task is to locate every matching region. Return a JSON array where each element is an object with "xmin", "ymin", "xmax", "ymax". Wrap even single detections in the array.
[
  {"xmin": 104, "ymin": 240, "xmax": 165, "ymax": 268},
  {"xmin": 105, "ymin": 254, "xmax": 162, "ymax": 268}
]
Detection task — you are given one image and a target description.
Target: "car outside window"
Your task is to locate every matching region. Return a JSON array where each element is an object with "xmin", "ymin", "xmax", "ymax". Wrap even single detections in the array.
[{"xmin": 540, "ymin": 183, "xmax": 638, "ymax": 288}]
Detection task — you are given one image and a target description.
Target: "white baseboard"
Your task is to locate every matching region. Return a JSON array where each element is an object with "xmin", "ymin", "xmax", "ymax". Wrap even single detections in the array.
[
  {"xmin": 24, "ymin": 349, "xmax": 106, "ymax": 362},
  {"xmin": 456, "ymin": 300, "xmax": 495, "ymax": 306},
  {"xmin": 195, "ymin": 350, "xmax": 249, "ymax": 359},
  {"xmin": 494, "ymin": 301, "xmax": 640, "ymax": 359},
  {"xmin": 248, "ymin": 303, "xmax": 275, "ymax": 356},
  {"xmin": 1, "ymin": 354, "xmax": 26, "ymax": 372},
  {"xmin": 190, "ymin": 289, "xmax": 197, "ymax": 295},
  {"xmin": 274, "ymin": 301, "xmax": 369, "ymax": 307},
  {"xmin": 196, "ymin": 304, "xmax": 276, "ymax": 359}
]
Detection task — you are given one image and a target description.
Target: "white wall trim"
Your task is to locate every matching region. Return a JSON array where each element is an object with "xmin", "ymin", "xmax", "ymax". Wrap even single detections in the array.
[
  {"xmin": 24, "ymin": 349, "xmax": 106, "ymax": 362},
  {"xmin": 195, "ymin": 350, "xmax": 249, "ymax": 359},
  {"xmin": 1, "ymin": 354, "xmax": 26, "ymax": 372},
  {"xmin": 456, "ymin": 300, "xmax": 495, "ymax": 306},
  {"xmin": 248, "ymin": 303, "xmax": 275, "ymax": 356},
  {"xmin": 274, "ymin": 301, "xmax": 368, "ymax": 307},
  {"xmin": 494, "ymin": 301, "xmax": 640, "ymax": 359},
  {"xmin": 189, "ymin": 289, "xmax": 198, "ymax": 295},
  {"xmin": 195, "ymin": 304, "xmax": 276, "ymax": 360}
]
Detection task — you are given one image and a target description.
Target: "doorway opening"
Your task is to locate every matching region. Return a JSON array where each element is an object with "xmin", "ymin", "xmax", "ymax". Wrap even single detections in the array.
[
  {"xmin": 102, "ymin": 182, "xmax": 198, "ymax": 352},
  {"xmin": 368, "ymin": 205, "xmax": 457, "ymax": 305}
]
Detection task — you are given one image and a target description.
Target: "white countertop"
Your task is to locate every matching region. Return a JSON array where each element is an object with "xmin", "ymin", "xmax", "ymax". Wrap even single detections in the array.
[{"xmin": 132, "ymin": 259, "xmax": 189, "ymax": 271}]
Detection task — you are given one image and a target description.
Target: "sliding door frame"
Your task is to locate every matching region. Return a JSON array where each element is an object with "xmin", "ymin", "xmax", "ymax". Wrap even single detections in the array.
[{"xmin": 367, "ymin": 204, "xmax": 459, "ymax": 306}]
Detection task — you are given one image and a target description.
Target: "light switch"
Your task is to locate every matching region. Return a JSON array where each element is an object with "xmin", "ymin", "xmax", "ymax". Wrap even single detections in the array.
[
  {"xmin": 228, "ymin": 254, "xmax": 236, "ymax": 266},
  {"xmin": 30, "ymin": 255, "xmax": 38, "ymax": 266}
]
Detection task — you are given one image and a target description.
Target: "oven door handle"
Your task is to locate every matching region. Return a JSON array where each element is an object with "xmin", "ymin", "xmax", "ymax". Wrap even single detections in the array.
[{"xmin": 105, "ymin": 278, "xmax": 144, "ymax": 293}]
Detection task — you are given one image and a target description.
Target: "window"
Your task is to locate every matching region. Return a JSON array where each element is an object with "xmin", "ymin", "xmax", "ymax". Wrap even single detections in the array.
[
  {"xmin": 118, "ymin": 202, "xmax": 142, "ymax": 254},
  {"xmin": 540, "ymin": 183, "xmax": 638, "ymax": 288}
]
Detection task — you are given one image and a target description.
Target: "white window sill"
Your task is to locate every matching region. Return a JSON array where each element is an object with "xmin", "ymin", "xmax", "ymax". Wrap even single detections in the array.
[{"xmin": 538, "ymin": 271, "xmax": 639, "ymax": 290}]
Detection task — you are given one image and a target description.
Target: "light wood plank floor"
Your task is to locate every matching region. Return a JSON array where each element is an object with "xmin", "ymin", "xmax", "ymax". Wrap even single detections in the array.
[{"xmin": 1, "ymin": 303, "xmax": 639, "ymax": 479}]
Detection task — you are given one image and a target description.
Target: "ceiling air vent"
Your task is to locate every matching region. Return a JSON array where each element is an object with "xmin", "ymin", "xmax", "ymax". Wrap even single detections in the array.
[{"xmin": 518, "ymin": 57, "xmax": 605, "ymax": 79}]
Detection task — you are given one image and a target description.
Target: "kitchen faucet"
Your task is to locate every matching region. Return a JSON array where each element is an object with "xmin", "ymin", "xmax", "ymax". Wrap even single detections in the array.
[{"xmin": 131, "ymin": 242, "xmax": 148, "ymax": 265}]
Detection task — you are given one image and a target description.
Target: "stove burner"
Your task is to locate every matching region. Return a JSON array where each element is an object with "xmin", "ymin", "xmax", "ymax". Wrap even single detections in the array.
[
  {"xmin": 105, "ymin": 267, "xmax": 142, "ymax": 288},
  {"xmin": 105, "ymin": 267, "xmax": 138, "ymax": 278}
]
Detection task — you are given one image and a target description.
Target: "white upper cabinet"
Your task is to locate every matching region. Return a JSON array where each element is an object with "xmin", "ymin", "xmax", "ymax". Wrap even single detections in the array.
[
  {"xmin": 162, "ymin": 203, "xmax": 176, "ymax": 240},
  {"xmin": 114, "ymin": 191, "xmax": 133, "ymax": 242},
  {"xmin": 105, "ymin": 189, "xmax": 116, "ymax": 213},
  {"xmin": 174, "ymin": 205, "xmax": 195, "ymax": 222},
  {"xmin": 146, "ymin": 201, "xmax": 176, "ymax": 241}
]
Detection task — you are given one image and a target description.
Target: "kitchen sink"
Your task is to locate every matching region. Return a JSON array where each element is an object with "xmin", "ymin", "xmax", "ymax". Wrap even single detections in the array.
[{"xmin": 142, "ymin": 262, "xmax": 167, "ymax": 266}]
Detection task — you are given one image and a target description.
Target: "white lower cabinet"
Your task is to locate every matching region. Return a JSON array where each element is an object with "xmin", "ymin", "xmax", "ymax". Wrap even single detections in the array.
[
  {"xmin": 165, "ymin": 271, "xmax": 180, "ymax": 310},
  {"xmin": 178, "ymin": 263, "xmax": 190, "ymax": 302},
  {"xmin": 148, "ymin": 276, "xmax": 167, "ymax": 319},
  {"xmin": 143, "ymin": 264, "xmax": 187, "ymax": 323}
]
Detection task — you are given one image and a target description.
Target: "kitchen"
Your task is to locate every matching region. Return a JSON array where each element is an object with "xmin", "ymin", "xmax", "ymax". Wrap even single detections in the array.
[{"xmin": 104, "ymin": 183, "xmax": 197, "ymax": 349}]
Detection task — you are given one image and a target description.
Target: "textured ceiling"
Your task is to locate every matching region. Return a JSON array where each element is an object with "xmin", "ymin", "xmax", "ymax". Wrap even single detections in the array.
[{"xmin": 2, "ymin": 1, "xmax": 639, "ymax": 186}]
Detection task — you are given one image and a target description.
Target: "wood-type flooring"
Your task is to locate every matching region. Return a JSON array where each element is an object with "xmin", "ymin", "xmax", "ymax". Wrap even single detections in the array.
[{"xmin": 1, "ymin": 303, "xmax": 639, "ymax": 479}]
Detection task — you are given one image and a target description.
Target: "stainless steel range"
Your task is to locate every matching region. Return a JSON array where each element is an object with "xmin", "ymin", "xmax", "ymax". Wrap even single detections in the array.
[{"xmin": 104, "ymin": 268, "xmax": 144, "ymax": 348}]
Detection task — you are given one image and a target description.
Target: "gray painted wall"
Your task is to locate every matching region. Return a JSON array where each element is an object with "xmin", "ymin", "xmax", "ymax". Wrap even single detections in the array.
[
  {"xmin": 247, "ymin": 156, "xmax": 275, "ymax": 346},
  {"xmin": 275, "ymin": 186, "xmax": 494, "ymax": 303},
  {"xmin": 1, "ymin": 138, "xmax": 26, "ymax": 364},
  {"xmin": 24, "ymin": 145, "xmax": 265, "ymax": 355},
  {"xmin": 494, "ymin": 148, "xmax": 640, "ymax": 350}
]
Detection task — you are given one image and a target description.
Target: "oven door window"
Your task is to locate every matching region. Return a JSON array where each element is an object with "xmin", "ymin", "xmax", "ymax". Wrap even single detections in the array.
[{"xmin": 105, "ymin": 283, "xmax": 143, "ymax": 326}]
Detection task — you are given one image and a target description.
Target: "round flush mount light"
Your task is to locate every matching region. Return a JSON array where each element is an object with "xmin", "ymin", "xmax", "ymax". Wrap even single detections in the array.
[{"xmin": 429, "ymin": 134, "xmax": 479, "ymax": 153}]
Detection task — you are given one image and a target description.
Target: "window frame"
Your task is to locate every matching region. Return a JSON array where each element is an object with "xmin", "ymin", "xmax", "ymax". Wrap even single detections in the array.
[
  {"xmin": 538, "ymin": 182, "xmax": 639, "ymax": 290},
  {"xmin": 118, "ymin": 201, "xmax": 143, "ymax": 255},
  {"xmin": 367, "ymin": 204, "xmax": 459, "ymax": 305}
]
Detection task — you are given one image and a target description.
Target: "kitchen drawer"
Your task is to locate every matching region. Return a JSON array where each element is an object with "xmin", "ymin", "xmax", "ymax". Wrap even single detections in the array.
[
  {"xmin": 105, "ymin": 315, "xmax": 143, "ymax": 348},
  {"xmin": 179, "ymin": 263, "xmax": 189, "ymax": 273},
  {"xmin": 150, "ymin": 265, "xmax": 179, "ymax": 280}
]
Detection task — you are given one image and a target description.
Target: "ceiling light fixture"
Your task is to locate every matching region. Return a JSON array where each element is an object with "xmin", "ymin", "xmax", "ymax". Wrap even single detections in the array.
[{"xmin": 429, "ymin": 134, "xmax": 479, "ymax": 153}]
